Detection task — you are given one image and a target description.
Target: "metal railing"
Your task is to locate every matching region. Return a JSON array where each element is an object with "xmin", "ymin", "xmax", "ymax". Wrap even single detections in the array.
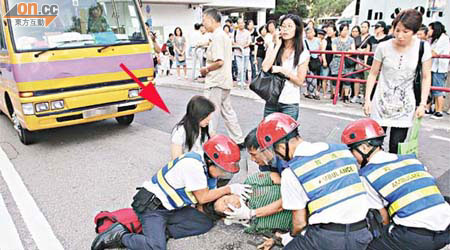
[{"xmin": 307, "ymin": 50, "xmax": 450, "ymax": 105}]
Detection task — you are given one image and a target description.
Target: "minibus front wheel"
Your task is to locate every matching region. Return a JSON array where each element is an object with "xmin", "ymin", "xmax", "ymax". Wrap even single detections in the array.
[
  {"xmin": 115, "ymin": 114, "xmax": 134, "ymax": 126},
  {"xmin": 12, "ymin": 112, "xmax": 33, "ymax": 145}
]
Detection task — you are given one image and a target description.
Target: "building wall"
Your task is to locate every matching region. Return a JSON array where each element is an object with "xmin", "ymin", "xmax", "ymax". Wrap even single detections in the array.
[
  {"xmin": 141, "ymin": 0, "xmax": 275, "ymax": 45},
  {"xmin": 205, "ymin": 0, "xmax": 275, "ymax": 9},
  {"xmin": 142, "ymin": 3, "xmax": 202, "ymax": 45},
  {"xmin": 357, "ymin": 0, "xmax": 449, "ymax": 26}
]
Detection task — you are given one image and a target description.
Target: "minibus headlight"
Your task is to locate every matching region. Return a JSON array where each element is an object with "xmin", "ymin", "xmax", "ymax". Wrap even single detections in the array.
[
  {"xmin": 128, "ymin": 89, "xmax": 140, "ymax": 98},
  {"xmin": 35, "ymin": 102, "xmax": 49, "ymax": 112},
  {"xmin": 51, "ymin": 100, "xmax": 64, "ymax": 110},
  {"xmin": 22, "ymin": 103, "xmax": 34, "ymax": 115}
]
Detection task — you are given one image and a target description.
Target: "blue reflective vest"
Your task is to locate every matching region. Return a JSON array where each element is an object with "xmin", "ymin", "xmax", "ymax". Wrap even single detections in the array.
[
  {"xmin": 289, "ymin": 144, "xmax": 366, "ymax": 215},
  {"xmin": 151, "ymin": 152, "xmax": 217, "ymax": 209},
  {"xmin": 360, "ymin": 154, "xmax": 445, "ymax": 218}
]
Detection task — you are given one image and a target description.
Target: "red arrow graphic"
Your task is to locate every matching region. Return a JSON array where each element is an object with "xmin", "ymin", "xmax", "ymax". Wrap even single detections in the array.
[{"xmin": 120, "ymin": 63, "xmax": 170, "ymax": 114}]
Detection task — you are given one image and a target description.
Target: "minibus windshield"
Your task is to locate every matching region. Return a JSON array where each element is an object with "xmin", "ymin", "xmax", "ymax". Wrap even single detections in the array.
[{"xmin": 6, "ymin": 0, "xmax": 147, "ymax": 52}]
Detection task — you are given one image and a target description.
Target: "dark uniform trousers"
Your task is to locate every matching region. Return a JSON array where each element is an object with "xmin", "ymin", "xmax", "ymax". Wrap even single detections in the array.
[
  {"xmin": 367, "ymin": 224, "xmax": 450, "ymax": 250},
  {"xmin": 121, "ymin": 206, "xmax": 214, "ymax": 250},
  {"xmin": 284, "ymin": 224, "xmax": 373, "ymax": 250}
]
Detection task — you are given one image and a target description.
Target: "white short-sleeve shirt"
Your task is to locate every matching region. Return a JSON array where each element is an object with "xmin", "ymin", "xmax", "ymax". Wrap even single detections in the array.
[
  {"xmin": 278, "ymin": 49, "xmax": 310, "ymax": 104},
  {"xmin": 281, "ymin": 141, "xmax": 369, "ymax": 224},
  {"xmin": 371, "ymin": 38, "xmax": 432, "ymax": 128},
  {"xmin": 142, "ymin": 151, "xmax": 208, "ymax": 210},
  {"xmin": 431, "ymin": 34, "xmax": 450, "ymax": 73},
  {"xmin": 171, "ymin": 125, "xmax": 207, "ymax": 154},
  {"xmin": 363, "ymin": 151, "xmax": 450, "ymax": 231}
]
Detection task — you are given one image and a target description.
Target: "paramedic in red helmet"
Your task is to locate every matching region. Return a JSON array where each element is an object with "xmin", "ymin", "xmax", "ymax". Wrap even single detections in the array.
[
  {"xmin": 91, "ymin": 135, "xmax": 251, "ymax": 250},
  {"xmin": 341, "ymin": 118, "xmax": 450, "ymax": 250},
  {"xmin": 255, "ymin": 112, "xmax": 372, "ymax": 249}
]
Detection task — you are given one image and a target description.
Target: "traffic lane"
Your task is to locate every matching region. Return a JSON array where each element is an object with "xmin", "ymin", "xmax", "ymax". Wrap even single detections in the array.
[
  {"xmin": 0, "ymin": 86, "xmax": 449, "ymax": 249},
  {"xmin": 0, "ymin": 115, "xmax": 172, "ymax": 249},
  {"xmin": 138, "ymin": 86, "xmax": 449, "ymax": 195},
  {"xmin": 0, "ymin": 116, "xmax": 261, "ymax": 250}
]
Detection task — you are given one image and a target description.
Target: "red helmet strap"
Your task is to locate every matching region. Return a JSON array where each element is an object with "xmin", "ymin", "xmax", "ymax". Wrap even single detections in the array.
[
  {"xmin": 274, "ymin": 140, "xmax": 291, "ymax": 162},
  {"xmin": 353, "ymin": 144, "xmax": 378, "ymax": 167}
]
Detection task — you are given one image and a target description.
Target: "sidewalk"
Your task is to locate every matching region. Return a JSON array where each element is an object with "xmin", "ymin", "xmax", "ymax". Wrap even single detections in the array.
[{"xmin": 155, "ymin": 69, "xmax": 450, "ymax": 132}]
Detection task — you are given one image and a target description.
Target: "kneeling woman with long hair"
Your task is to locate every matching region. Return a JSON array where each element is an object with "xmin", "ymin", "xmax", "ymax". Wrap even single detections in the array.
[{"xmin": 171, "ymin": 95, "xmax": 215, "ymax": 160}]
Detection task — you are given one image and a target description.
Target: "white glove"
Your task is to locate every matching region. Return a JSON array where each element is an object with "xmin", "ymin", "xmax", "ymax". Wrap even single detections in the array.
[
  {"xmin": 224, "ymin": 199, "xmax": 256, "ymax": 220},
  {"xmin": 279, "ymin": 232, "xmax": 294, "ymax": 246},
  {"xmin": 223, "ymin": 218, "xmax": 250, "ymax": 227},
  {"xmin": 229, "ymin": 184, "xmax": 252, "ymax": 200}
]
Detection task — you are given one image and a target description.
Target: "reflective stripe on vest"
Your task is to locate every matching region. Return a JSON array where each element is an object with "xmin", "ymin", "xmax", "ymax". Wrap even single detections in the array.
[
  {"xmin": 361, "ymin": 154, "xmax": 445, "ymax": 218},
  {"xmin": 289, "ymin": 144, "xmax": 365, "ymax": 215},
  {"xmin": 151, "ymin": 152, "xmax": 216, "ymax": 209}
]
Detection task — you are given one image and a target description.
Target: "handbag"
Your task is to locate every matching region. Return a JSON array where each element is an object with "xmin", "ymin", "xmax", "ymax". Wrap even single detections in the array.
[
  {"xmin": 250, "ymin": 70, "xmax": 286, "ymax": 105},
  {"xmin": 414, "ymin": 41, "xmax": 424, "ymax": 107},
  {"xmin": 398, "ymin": 118, "xmax": 422, "ymax": 156},
  {"xmin": 178, "ymin": 53, "xmax": 185, "ymax": 63},
  {"xmin": 345, "ymin": 55, "xmax": 357, "ymax": 68},
  {"xmin": 305, "ymin": 40, "xmax": 321, "ymax": 74}
]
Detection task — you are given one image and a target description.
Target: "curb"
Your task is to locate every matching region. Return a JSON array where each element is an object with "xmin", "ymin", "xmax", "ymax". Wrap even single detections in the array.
[{"xmin": 156, "ymin": 80, "xmax": 450, "ymax": 132}]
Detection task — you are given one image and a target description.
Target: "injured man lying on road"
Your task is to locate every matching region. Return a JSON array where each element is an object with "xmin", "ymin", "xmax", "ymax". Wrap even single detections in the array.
[{"xmin": 198, "ymin": 172, "xmax": 292, "ymax": 248}]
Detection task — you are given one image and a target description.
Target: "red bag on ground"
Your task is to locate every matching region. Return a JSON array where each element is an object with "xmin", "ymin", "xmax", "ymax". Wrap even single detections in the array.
[{"xmin": 94, "ymin": 208, "xmax": 142, "ymax": 234}]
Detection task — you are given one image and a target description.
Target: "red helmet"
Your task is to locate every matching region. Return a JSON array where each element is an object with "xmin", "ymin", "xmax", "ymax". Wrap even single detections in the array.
[
  {"xmin": 256, "ymin": 113, "xmax": 300, "ymax": 150},
  {"xmin": 203, "ymin": 135, "xmax": 241, "ymax": 173},
  {"xmin": 341, "ymin": 118, "xmax": 385, "ymax": 147}
]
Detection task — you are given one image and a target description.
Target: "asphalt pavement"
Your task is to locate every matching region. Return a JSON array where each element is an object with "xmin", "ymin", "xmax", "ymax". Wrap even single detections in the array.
[{"xmin": 0, "ymin": 85, "xmax": 449, "ymax": 250}]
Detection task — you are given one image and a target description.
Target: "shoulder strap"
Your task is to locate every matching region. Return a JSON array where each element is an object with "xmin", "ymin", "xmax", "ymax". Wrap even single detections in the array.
[
  {"xmin": 359, "ymin": 35, "xmax": 370, "ymax": 49},
  {"xmin": 416, "ymin": 41, "xmax": 424, "ymax": 70},
  {"xmin": 234, "ymin": 30, "xmax": 237, "ymax": 42},
  {"xmin": 305, "ymin": 39, "xmax": 310, "ymax": 50}
]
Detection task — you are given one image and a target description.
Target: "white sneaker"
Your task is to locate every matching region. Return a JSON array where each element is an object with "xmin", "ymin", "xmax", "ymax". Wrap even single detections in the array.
[
  {"xmin": 177, "ymin": 76, "xmax": 181, "ymax": 80},
  {"xmin": 350, "ymin": 96, "xmax": 358, "ymax": 103}
]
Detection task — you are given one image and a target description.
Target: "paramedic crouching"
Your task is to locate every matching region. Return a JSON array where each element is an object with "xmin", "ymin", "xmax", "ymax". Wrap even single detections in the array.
[
  {"xmin": 91, "ymin": 135, "xmax": 252, "ymax": 250},
  {"xmin": 341, "ymin": 118, "xmax": 450, "ymax": 250}
]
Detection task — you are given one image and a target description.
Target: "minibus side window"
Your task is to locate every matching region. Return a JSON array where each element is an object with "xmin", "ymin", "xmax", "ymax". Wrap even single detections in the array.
[{"xmin": 0, "ymin": 18, "xmax": 7, "ymax": 51}]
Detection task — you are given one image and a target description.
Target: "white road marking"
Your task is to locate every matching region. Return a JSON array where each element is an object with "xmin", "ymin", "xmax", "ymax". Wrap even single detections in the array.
[
  {"xmin": 430, "ymin": 135, "xmax": 450, "ymax": 142},
  {"xmin": 0, "ymin": 148, "xmax": 64, "ymax": 250},
  {"xmin": 318, "ymin": 113, "xmax": 356, "ymax": 121},
  {"xmin": 0, "ymin": 192, "xmax": 24, "ymax": 250}
]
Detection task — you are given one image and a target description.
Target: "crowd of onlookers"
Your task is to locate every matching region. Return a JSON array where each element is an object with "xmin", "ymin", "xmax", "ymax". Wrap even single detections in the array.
[{"xmin": 148, "ymin": 15, "xmax": 450, "ymax": 119}]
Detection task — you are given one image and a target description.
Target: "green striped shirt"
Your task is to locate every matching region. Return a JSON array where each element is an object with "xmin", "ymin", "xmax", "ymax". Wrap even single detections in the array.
[{"xmin": 244, "ymin": 172, "xmax": 292, "ymax": 234}]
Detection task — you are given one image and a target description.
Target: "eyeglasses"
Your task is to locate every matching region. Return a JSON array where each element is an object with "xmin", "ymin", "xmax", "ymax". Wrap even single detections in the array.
[{"xmin": 280, "ymin": 25, "xmax": 295, "ymax": 30}]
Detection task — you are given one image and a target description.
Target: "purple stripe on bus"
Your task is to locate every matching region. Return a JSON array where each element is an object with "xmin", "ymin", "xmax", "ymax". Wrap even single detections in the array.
[{"xmin": 1, "ymin": 53, "xmax": 153, "ymax": 83}]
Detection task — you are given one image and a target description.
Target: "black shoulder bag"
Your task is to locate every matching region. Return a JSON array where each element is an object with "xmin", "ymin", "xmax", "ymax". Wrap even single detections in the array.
[
  {"xmin": 414, "ymin": 41, "xmax": 424, "ymax": 107},
  {"xmin": 305, "ymin": 40, "xmax": 321, "ymax": 74},
  {"xmin": 250, "ymin": 54, "xmax": 287, "ymax": 104}
]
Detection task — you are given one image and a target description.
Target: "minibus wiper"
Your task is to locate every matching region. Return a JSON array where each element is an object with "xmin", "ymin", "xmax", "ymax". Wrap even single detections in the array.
[
  {"xmin": 97, "ymin": 45, "xmax": 111, "ymax": 53},
  {"xmin": 34, "ymin": 46, "xmax": 61, "ymax": 58},
  {"xmin": 34, "ymin": 39, "xmax": 95, "ymax": 57}
]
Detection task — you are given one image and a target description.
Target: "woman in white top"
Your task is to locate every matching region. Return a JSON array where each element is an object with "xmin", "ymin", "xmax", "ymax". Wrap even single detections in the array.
[
  {"xmin": 364, "ymin": 9, "xmax": 432, "ymax": 153},
  {"xmin": 427, "ymin": 21, "xmax": 450, "ymax": 119},
  {"xmin": 261, "ymin": 14, "xmax": 309, "ymax": 120},
  {"xmin": 264, "ymin": 20, "xmax": 277, "ymax": 50},
  {"xmin": 171, "ymin": 95, "xmax": 215, "ymax": 160}
]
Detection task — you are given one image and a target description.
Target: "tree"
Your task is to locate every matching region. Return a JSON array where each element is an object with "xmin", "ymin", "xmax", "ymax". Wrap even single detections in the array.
[
  {"xmin": 274, "ymin": 0, "xmax": 352, "ymax": 19},
  {"xmin": 275, "ymin": 0, "xmax": 309, "ymax": 18},
  {"xmin": 309, "ymin": 0, "xmax": 352, "ymax": 19}
]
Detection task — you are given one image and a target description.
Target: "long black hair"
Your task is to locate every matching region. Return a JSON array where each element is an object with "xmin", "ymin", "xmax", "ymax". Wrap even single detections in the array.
[
  {"xmin": 429, "ymin": 21, "xmax": 446, "ymax": 44},
  {"xmin": 174, "ymin": 95, "xmax": 215, "ymax": 151},
  {"xmin": 174, "ymin": 27, "xmax": 183, "ymax": 37},
  {"xmin": 275, "ymin": 14, "xmax": 304, "ymax": 69}
]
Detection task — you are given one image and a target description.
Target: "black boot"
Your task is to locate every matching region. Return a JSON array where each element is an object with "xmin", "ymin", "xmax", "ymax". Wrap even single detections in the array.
[{"xmin": 91, "ymin": 222, "xmax": 129, "ymax": 250}]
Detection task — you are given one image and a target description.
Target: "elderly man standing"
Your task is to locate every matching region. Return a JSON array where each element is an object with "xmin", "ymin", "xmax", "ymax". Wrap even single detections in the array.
[
  {"xmin": 233, "ymin": 18, "xmax": 252, "ymax": 88},
  {"xmin": 201, "ymin": 8, "xmax": 245, "ymax": 148}
]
